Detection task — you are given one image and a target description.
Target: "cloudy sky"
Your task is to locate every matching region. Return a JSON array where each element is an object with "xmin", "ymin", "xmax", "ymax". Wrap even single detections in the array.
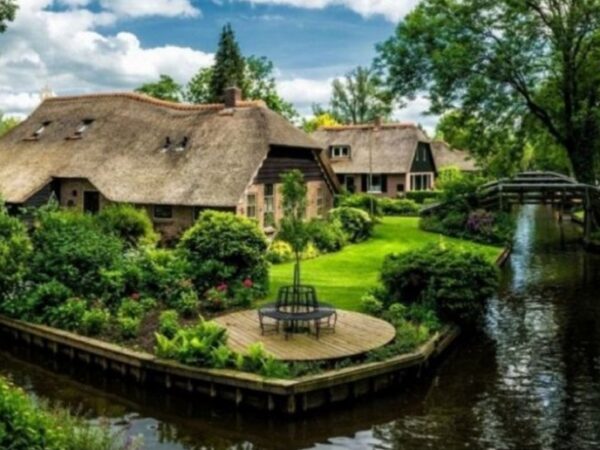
[{"xmin": 0, "ymin": 0, "xmax": 435, "ymax": 128}]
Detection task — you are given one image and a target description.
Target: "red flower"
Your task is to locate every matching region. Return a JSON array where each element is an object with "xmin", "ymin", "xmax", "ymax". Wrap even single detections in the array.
[
  {"xmin": 217, "ymin": 283, "xmax": 228, "ymax": 292},
  {"xmin": 243, "ymin": 278, "xmax": 253, "ymax": 288}
]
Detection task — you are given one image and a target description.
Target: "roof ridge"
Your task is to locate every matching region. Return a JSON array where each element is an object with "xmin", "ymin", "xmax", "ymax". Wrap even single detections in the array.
[
  {"xmin": 318, "ymin": 122, "xmax": 417, "ymax": 131},
  {"xmin": 44, "ymin": 92, "xmax": 265, "ymax": 112}
]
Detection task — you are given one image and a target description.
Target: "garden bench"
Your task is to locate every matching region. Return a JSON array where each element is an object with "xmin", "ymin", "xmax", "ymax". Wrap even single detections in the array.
[{"xmin": 258, "ymin": 285, "xmax": 337, "ymax": 339}]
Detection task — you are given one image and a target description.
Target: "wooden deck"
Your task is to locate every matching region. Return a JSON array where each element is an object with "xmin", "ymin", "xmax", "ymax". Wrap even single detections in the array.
[{"xmin": 214, "ymin": 309, "xmax": 396, "ymax": 361}]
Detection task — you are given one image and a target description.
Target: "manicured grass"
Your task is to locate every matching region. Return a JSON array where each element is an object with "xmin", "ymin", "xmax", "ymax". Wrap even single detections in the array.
[{"xmin": 269, "ymin": 217, "xmax": 503, "ymax": 311}]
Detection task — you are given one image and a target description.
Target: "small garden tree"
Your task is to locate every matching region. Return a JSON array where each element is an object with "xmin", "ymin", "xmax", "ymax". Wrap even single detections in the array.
[{"xmin": 277, "ymin": 170, "xmax": 310, "ymax": 289}]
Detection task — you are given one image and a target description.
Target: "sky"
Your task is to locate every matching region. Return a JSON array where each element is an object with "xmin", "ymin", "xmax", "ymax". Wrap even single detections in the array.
[{"xmin": 0, "ymin": 0, "xmax": 435, "ymax": 129}]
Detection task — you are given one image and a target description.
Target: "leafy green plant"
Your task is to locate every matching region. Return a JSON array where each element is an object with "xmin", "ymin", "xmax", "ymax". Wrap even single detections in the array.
[
  {"xmin": 117, "ymin": 298, "xmax": 145, "ymax": 319},
  {"xmin": 0, "ymin": 200, "xmax": 32, "ymax": 300},
  {"xmin": 209, "ymin": 345, "xmax": 234, "ymax": 369},
  {"xmin": 178, "ymin": 210, "xmax": 269, "ymax": 294},
  {"xmin": 175, "ymin": 290, "xmax": 199, "ymax": 317},
  {"xmin": 308, "ymin": 218, "xmax": 347, "ymax": 253},
  {"xmin": 380, "ymin": 243, "xmax": 499, "ymax": 327},
  {"xmin": 328, "ymin": 207, "xmax": 373, "ymax": 243},
  {"xmin": 359, "ymin": 293, "xmax": 384, "ymax": 316},
  {"xmin": 266, "ymin": 240, "xmax": 294, "ymax": 264},
  {"xmin": 158, "ymin": 310, "xmax": 179, "ymax": 338},
  {"xmin": 96, "ymin": 203, "xmax": 159, "ymax": 248},
  {"xmin": 117, "ymin": 316, "xmax": 141, "ymax": 340},
  {"xmin": 238, "ymin": 342, "xmax": 290, "ymax": 378},
  {"xmin": 336, "ymin": 193, "xmax": 383, "ymax": 217},
  {"xmin": 405, "ymin": 191, "xmax": 442, "ymax": 204},
  {"xmin": 379, "ymin": 198, "xmax": 420, "ymax": 216},
  {"xmin": 47, "ymin": 298, "xmax": 87, "ymax": 331},
  {"xmin": 23, "ymin": 280, "xmax": 72, "ymax": 323},
  {"xmin": 80, "ymin": 308, "xmax": 110, "ymax": 336}
]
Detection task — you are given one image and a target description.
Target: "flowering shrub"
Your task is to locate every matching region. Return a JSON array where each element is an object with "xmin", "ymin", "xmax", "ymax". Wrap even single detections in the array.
[
  {"xmin": 467, "ymin": 209, "xmax": 495, "ymax": 236},
  {"xmin": 205, "ymin": 285, "xmax": 228, "ymax": 311}
]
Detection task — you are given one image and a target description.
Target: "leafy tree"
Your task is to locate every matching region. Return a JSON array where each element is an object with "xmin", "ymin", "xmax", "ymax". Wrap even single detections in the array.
[
  {"xmin": 135, "ymin": 75, "xmax": 182, "ymax": 102},
  {"xmin": 209, "ymin": 23, "xmax": 246, "ymax": 103},
  {"xmin": 330, "ymin": 66, "xmax": 393, "ymax": 124},
  {"xmin": 186, "ymin": 55, "xmax": 298, "ymax": 120},
  {"xmin": 277, "ymin": 170, "xmax": 310, "ymax": 289},
  {"xmin": 0, "ymin": 113, "xmax": 19, "ymax": 137},
  {"xmin": 377, "ymin": 0, "xmax": 600, "ymax": 184},
  {"xmin": 302, "ymin": 112, "xmax": 340, "ymax": 133},
  {"xmin": 0, "ymin": 0, "xmax": 16, "ymax": 33}
]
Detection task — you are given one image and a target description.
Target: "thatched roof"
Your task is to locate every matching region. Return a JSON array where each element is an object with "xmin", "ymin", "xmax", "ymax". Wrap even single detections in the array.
[
  {"xmin": 312, "ymin": 124, "xmax": 430, "ymax": 175},
  {"xmin": 431, "ymin": 140, "xmax": 478, "ymax": 172},
  {"xmin": 0, "ymin": 93, "xmax": 334, "ymax": 206}
]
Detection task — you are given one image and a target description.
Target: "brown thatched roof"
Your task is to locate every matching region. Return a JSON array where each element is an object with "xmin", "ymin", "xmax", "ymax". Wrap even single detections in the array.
[
  {"xmin": 312, "ymin": 123, "xmax": 430, "ymax": 174},
  {"xmin": 431, "ymin": 140, "xmax": 478, "ymax": 172},
  {"xmin": 0, "ymin": 93, "xmax": 334, "ymax": 206}
]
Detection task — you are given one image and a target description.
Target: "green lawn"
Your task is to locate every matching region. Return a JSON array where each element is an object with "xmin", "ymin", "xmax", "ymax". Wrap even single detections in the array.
[{"xmin": 269, "ymin": 217, "xmax": 503, "ymax": 311}]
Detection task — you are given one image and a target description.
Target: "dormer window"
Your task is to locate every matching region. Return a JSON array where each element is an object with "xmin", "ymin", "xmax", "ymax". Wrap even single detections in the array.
[
  {"xmin": 26, "ymin": 121, "xmax": 51, "ymax": 141},
  {"xmin": 161, "ymin": 136, "xmax": 172, "ymax": 153},
  {"xmin": 67, "ymin": 119, "xmax": 94, "ymax": 140},
  {"xmin": 330, "ymin": 145, "xmax": 351, "ymax": 158},
  {"xmin": 175, "ymin": 136, "xmax": 189, "ymax": 152}
]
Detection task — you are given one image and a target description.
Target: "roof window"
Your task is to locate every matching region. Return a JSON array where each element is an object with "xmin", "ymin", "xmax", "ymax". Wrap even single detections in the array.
[
  {"xmin": 174, "ymin": 136, "xmax": 189, "ymax": 152},
  {"xmin": 25, "ymin": 121, "xmax": 52, "ymax": 141},
  {"xmin": 330, "ymin": 145, "xmax": 351, "ymax": 159},
  {"xmin": 67, "ymin": 119, "xmax": 94, "ymax": 140}
]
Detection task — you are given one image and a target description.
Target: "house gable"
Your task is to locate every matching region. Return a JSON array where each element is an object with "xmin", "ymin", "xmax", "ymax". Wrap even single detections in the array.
[{"xmin": 410, "ymin": 142, "xmax": 436, "ymax": 173}]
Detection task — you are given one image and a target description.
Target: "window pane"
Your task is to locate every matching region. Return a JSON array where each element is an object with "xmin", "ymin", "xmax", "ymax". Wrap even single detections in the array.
[{"xmin": 154, "ymin": 205, "xmax": 173, "ymax": 219}]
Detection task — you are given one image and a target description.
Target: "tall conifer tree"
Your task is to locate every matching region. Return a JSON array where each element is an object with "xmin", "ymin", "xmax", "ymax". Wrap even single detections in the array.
[{"xmin": 209, "ymin": 24, "xmax": 246, "ymax": 102}]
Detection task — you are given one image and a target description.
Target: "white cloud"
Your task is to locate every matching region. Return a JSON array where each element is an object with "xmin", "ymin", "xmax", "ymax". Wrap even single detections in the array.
[
  {"xmin": 0, "ymin": 0, "xmax": 212, "ymax": 115},
  {"xmin": 238, "ymin": 0, "xmax": 419, "ymax": 22},
  {"xmin": 99, "ymin": 0, "xmax": 201, "ymax": 18}
]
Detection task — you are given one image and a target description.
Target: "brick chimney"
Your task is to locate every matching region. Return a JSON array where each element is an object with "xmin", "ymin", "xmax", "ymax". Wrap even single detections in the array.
[{"xmin": 224, "ymin": 86, "xmax": 242, "ymax": 108}]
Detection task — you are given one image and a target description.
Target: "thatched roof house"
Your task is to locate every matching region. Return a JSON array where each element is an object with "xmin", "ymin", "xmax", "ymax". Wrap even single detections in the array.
[
  {"xmin": 312, "ymin": 123, "xmax": 477, "ymax": 197},
  {"xmin": 431, "ymin": 140, "xmax": 478, "ymax": 172},
  {"xmin": 0, "ymin": 89, "xmax": 339, "ymax": 237}
]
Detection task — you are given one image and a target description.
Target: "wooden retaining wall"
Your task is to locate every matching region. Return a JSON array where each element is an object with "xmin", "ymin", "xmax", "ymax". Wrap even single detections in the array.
[{"xmin": 0, "ymin": 315, "xmax": 459, "ymax": 414}]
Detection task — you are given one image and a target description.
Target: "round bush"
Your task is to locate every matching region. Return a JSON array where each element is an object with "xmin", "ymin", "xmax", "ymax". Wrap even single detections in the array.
[
  {"xmin": 31, "ymin": 209, "xmax": 123, "ymax": 297},
  {"xmin": 0, "ymin": 203, "xmax": 32, "ymax": 299},
  {"xmin": 308, "ymin": 219, "xmax": 347, "ymax": 253},
  {"xmin": 379, "ymin": 198, "xmax": 420, "ymax": 216},
  {"xmin": 380, "ymin": 243, "xmax": 498, "ymax": 327},
  {"xmin": 336, "ymin": 193, "xmax": 382, "ymax": 216},
  {"xmin": 328, "ymin": 207, "xmax": 373, "ymax": 243},
  {"xmin": 97, "ymin": 204, "xmax": 158, "ymax": 248},
  {"xmin": 178, "ymin": 211, "xmax": 269, "ymax": 294},
  {"xmin": 266, "ymin": 240, "xmax": 294, "ymax": 264}
]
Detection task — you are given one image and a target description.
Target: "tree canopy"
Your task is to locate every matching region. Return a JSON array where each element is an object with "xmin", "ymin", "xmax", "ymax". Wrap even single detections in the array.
[
  {"xmin": 330, "ymin": 66, "xmax": 393, "ymax": 125},
  {"xmin": 135, "ymin": 75, "xmax": 182, "ymax": 102},
  {"xmin": 0, "ymin": 113, "xmax": 19, "ymax": 138},
  {"xmin": 0, "ymin": 0, "xmax": 16, "ymax": 33},
  {"xmin": 377, "ymin": 0, "xmax": 600, "ymax": 183}
]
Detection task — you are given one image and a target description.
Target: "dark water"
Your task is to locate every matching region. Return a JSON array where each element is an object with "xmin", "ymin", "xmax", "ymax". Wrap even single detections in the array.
[{"xmin": 2, "ymin": 205, "xmax": 600, "ymax": 450}]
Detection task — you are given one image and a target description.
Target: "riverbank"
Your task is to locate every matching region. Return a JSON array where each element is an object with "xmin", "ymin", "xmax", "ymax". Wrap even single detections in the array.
[{"xmin": 269, "ymin": 217, "xmax": 503, "ymax": 310}]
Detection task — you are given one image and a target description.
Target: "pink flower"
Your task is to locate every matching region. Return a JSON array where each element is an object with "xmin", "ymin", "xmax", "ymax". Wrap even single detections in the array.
[
  {"xmin": 243, "ymin": 278, "xmax": 253, "ymax": 288},
  {"xmin": 130, "ymin": 292, "xmax": 140, "ymax": 300},
  {"xmin": 217, "ymin": 283, "xmax": 228, "ymax": 292}
]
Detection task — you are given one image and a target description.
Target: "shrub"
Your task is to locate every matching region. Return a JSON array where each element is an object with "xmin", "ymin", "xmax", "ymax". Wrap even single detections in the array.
[
  {"xmin": 204, "ymin": 285, "xmax": 228, "ymax": 311},
  {"xmin": 23, "ymin": 280, "xmax": 72, "ymax": 322},
  {"xmin": 154, "ymin": 319, "xmax": 228, "ymax": 367},
  {"xmin": 231, "ymin": 278, "xmax": 257, "ymax": 308},
  {"xmin": 328, "ymin": 207, "xmax": 373, "ymax": 243},
  {"xmin": 266, "ymin": 240, "xmax": 294, "ymax": 264},
  {"xmin": 117, "ymin": 297, "xmax": 145, "ymax": 319},
  {"xmin": 380, "ymin": 243, "xmax": 499, "ymax": 327},
  {"xmin": 301, "ymin": 242, "xmax": 320, "ymax": 260},
  {"xmin": 81, "ymin": 308, "xmax": 110, "ymax": 336},
  {"xmin": 175, "ymin": 290, "xmax": 199, "ymax": 317},
  {"xmin": 0, "ymin": 377, "xmax": 142, "ymax": 450},
  {"xmin": 237, "ymin": 342, "xmax": 290, "ymax": 378},
  {"xmin": 405, "ymin": 191, "xmax": 442, "ymax": 204},
  {"xmin": 97, "ymin": 203, "xmax": 159, "ymax": 248},
  {"xmin": 0, "ymin": 202, "xmax": 32, "ymax": 300},
  {"xmin": 379, "ymin": 198, "xmax": 420, "ymax": 216},
  {"xmin": 336, "ymin": 193, "xmax": 382, "ymax": 216},
  {"xmin": 359, "ymin": 293, "xmax": 384, "ymax": 316},
  {"xmin": 308, "ymin": 218, "xmax": 347, "ymax": 253},
  {"xmin": 178, "ymin": 211, "xmax": 269, "ymax": 294},
  {"xmin": 117, "ymin": 316, "xmax": 141, "ymax": 340},
  {"xmin": 158, "ymin": 310, "xmax": 179, "ymax": 338},
  {"xmin": 30, "ymin": 209, "xmax": 123, "ymax": 297},
  {"xmin": 47, "ymin": 298, "xmax": 87, "ymax": 331}
]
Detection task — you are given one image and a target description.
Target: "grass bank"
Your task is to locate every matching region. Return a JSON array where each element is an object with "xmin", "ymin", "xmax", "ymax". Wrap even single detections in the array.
[{"xmin": 269, "ymin": 217, "xmax": 503, "ymax": 311}]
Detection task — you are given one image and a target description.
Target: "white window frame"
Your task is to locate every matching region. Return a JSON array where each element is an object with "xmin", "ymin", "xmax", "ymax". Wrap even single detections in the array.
[
  {"xmin": 246, "ymin": 194, "xmax": 257, "ymax": 218},
  {"xmin": 368, "ymin": 174, "xmax": 383, "ymax": 194},
  {"xmin": 330, "ymin": 145, "xmax": 351, "ymax": 158}
]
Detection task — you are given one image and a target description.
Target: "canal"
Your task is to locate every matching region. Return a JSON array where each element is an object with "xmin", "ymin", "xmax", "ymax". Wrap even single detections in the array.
[{"xmin": 1, "ymin": 205, "xmax": 600, "ymax": 450}]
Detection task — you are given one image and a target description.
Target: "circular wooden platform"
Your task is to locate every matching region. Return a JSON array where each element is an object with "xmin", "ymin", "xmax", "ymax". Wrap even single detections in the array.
[{"xmin": 213, "ymin": 309, "xmax": 396, "ymax": 361}]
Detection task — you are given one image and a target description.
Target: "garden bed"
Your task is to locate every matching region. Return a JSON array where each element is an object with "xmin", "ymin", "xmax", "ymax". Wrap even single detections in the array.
[{"xmin": 0, "ymin": 314, "xmax": 459, "ymax": 414}]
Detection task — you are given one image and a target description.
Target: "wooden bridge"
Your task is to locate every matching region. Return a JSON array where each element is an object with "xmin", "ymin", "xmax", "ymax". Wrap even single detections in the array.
[{"xmin": 478, "ymin": 171, "xmax": 600, "ymax": 240}]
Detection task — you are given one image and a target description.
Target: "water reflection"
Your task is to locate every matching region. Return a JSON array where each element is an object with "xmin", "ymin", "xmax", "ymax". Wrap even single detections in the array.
[{"xmin": 2, "ymin": 206, "xmax": 600, "ymax": 449}]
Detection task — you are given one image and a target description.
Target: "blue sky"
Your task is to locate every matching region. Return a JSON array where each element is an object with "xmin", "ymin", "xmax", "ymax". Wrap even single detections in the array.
[{"xmin": 0, "ymin": 0, "xmax": 433, "ymax": 128}]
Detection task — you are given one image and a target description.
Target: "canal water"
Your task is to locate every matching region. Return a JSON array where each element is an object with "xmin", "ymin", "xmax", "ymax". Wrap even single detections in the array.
[{"xmin": 1, "ymin": 205, "xmax": 600, "ymax": 450}]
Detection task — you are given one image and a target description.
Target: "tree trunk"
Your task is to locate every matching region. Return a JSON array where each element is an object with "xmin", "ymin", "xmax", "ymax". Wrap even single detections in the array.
[{"xmin": 567, "ymin": 140, "xmax": 597, "ymax": 185}]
